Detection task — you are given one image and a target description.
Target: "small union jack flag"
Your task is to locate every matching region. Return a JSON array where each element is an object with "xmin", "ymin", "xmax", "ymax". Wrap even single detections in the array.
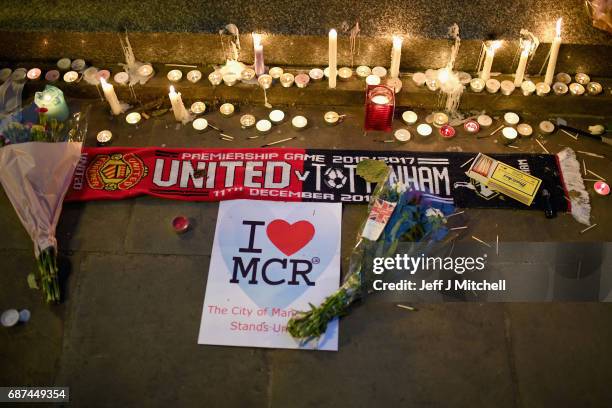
[{"xmin": 368, "ymin": 199, "xmax": 395, "ymax": 223}]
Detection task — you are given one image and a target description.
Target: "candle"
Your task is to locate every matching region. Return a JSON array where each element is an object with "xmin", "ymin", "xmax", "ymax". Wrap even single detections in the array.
[
  {"xmin": 309, "ymin": 68, "xmax": 324, "ymax": 81},
  {"xmin": 439, "ymin": 125, "xmax": 456, "ymax": 139},
  {"xmin": 517, "ymin": 123, "xmax": 533, "ymax": 137},
  {"xmin": 45, "ymin": 70, "xmax": 60, "ymax": 82},
  {"xmin": 27, "ymin": 68, "xmax": 41, "ymax": 80},
  {"xmin": 412, "ymin": 72, "xmax": 426, "ymax": 86},
  {"xmin": 241, "ymin": 68, "xmax": 256, "ymax": 82},
  {"xmin": 291, "ymin": 115, "xmax": 308, "ymax": 130},
  {"xmin": 125, "ymin": 112, "xmax": 142, "ymax": 125},
  {"xmin": 34, "ymin": 85, "xmax": 69, "ymax": 122},
  {"xmin": 167, "ymin": 69, "xmax": 182, "ymax": 82},
  {"xmin": 71, "ymin": 59, "xmax": 86, "ymax": 71},
  {"xmin": 432, "ymin": 112, "xmax": 449, "ymax": 127},
  {"xmin": 500, "ymin": 80, "xmax": 515, "ymax": 95},
  {"xmin": 280, "ymin": 73, "xmax": 295, "ymax": 87},
  {"xmin": 386, "ymin": 78, "xmax": 402, "ymax": 93},
  {"xmin": 138, "ymin": 64, "xmax": 154, "ymax": 77},
  {"xmin": 57, "ymin": 58, "xmax": 71, "ymax": 71},
  {"xmin": 365, "ymin": 75, "xmax": 381, "ymax": 86},
  {"xmin": 96, "ymin": 130, "xmax": 113, "ymax": 146},
  {"xmin": 536, "ymin": 82, "xmax": 550, "ymax": 96},
  {"xmin": 324, "ymin": 111, "xmax": 341, "ymax": 126},
  {"xmin": 501, "ymin": 127, "xmax": 518, "ymax": 144},
  {"xmin": 587, "ymin": 82, "xmax": 602, "ymax": 95},
  {"xmin": 552, "ymin": 82, "xmax": 568, "ymax": 95},
  {"xmin": 252, "ymin": 33, "xmax": 265, "ymax": 77},
  {"xmin": 220, "ymin": 103, "xmax": 235, "ymax": 117},
  {"xmin": 544, "ymin": 18, "xmax": 562, "ymax": 85},
  {"xmin": 294, "ymin": 73, "xmax": 310, "ymax": 88},
  {"xmin": 256, "ymin": 119, "xmax": 272, "ymax": 134},
  {"xmin": 63, "ymin": 71, "xmax": 78, "ymax": 83},
  {"xmin": 539, "ymin": 120, "xmax": 555, "ymax": 134},
  {"xmin": 569, "ymin": 83, "xmax": 585, "ymax": 96},
  {"xmin": 208, "ymin": 71, "xmax": 222, "ymax": 86},
  {"xmin": 356, "ymin": 66, "xmax": 371, "ymax": 78},
  {"xmin": 240, "ymin": 114, "xmax": 256, "ymax": 128},
  {"xmin": 172, "ymin": 216, "xmax": 190, "ymax": 234},
  {"xmin": 192, "ymin": 118, "xmax": 208, "ymax": 131},
  {"xmin": 97, "ymin": 70, "xmax": 111, "ymax": 81},
  {"xmin": 521, "ymin": 80, "xmax": 536, "ymax": 96},
  {"xmin": 168, "ymin": 86, "xmax": 187, "ymax": 122},
  {"xmin": 464, "ymin": 120, "xmax": 480, "ymax": 134},
  {"xmin": 555, "ymin": 72, "xmax": 571, "ymax": 84},
  {"xmin": 470, "ymin": 78, "xmax": 485, "ymax": 93},
  {"xmin": 187, "ymin": 70, "xmax": 202, "ymax": 83},
  {"xmin": 258, "ymin": 74, "xmax": 273, "ymax": 89},
  {"xmin": 269, "ymin": 109, "xmax": 285, "ymax": 124},
  {"xmin": 514, "ymin": 40, "xmax": 531, "ymax": 86},
  {"xmin": 480, "ymin": 41, "xmax": 501, "ymax": 81},
  {"xmin": 372, "ymin": 66, "xmax": 387, "ymax": 77},
  {"xmin": 83, "ymin": 67, "xmax": 99, "ymax": 83},
  {"xmin": 417, "ymin": 124, "xmax": 433, "ymax": 137},
  {"xmin": 477, "ymin": 114, "xmax": 493, "ymax": 127},
  {"xmin": 594, "ymin": 181, "xmax": 610, "ymax": 196},
  {"xmin": 458, "ymin": 72, "xmax": 472, "ymax": 85},
  {"xmin": 394, "ymin": 128, "xmax": 411, "ymax": 143},
  {"xmin": 575, "ymin": 73, "xmax": 590, "ymax": 85},
  {"xmin": 100, "ymin": 77, "xmax": 122, "ymax": 115},
  {"xmin": 402, "ymin": 110, "xmax": 418, "ymax": 125},
  {"xmin": 338, "ymin": 67, "xmax": 353, "ymax": 81},
  {"xmin": 328, "ymin": 29, "xmax": 337, "ymax": 88},
  {"xmin": 269, "ymin": 67, "xmax": 283, "ymax": 80},
  {"xmin": 114, "ymin": 72, "xmax": 129, "ymax": 85},
  {"xmin": 389, "ymin": 35, "xmax": 403, "ymax": 79},
  {"xmin": 504, "ymin": 112, "xmax": 520, "ymax": 126},
  {"xmin": 222, "ymin": 73, "xmax": 238, "ymax": 86},
  {"xmin": 190, "ymin": 101, "xmax": 206, "ymax": 115},
  {"xmin": 485, "ymin": 79, "xmax": 500, "ymax": 93}
]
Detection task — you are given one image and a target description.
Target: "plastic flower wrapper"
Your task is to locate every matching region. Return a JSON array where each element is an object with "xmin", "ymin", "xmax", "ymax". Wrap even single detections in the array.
[
  {"xmin": 0, "ymin": 103, "xmax": 89, "ymax": 303},
  {"xmin": 287, "ymin": 160, "xmax": 465, "ymax": 342}
]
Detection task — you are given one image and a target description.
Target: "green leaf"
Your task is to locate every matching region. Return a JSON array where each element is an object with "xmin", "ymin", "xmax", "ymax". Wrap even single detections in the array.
[
  {"xmin": 356, "ymin": 159, "xmax": 389, "ymax": 183},
  {"xmin": 27, "ymin": 273, "xmax": 39, "ymax": 290}
]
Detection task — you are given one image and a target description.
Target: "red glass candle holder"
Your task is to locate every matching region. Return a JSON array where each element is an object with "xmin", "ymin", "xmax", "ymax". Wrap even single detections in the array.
[{"xmin": 364, "ymin": 84, "xmax": 395, "ymax": 132}]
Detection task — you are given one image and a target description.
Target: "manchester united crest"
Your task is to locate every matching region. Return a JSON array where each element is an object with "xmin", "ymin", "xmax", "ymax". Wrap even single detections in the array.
[{"xmin": 86, "ymin": 153, "xmax": 147, "ymax": 191}]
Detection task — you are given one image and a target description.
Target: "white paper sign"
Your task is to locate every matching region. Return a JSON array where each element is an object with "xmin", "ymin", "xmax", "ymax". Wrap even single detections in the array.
[{"xmin": 198, "ymin": 199, "xmax": 342, "ymax": 350}]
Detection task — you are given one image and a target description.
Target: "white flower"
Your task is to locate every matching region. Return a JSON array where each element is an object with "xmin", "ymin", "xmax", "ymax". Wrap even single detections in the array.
[{"xmin": 425, "ymin": 208, "xmax": 446, "ymax": 222}]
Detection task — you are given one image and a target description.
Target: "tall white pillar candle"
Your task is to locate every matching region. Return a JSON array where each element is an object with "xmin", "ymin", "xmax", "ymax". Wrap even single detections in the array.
[
  {"xmin": 328, "ymin": 29, "xmax": 337, "ymax": 88},
  {"xmin": 514, "ymin": 40, "xmax": 531, "ymax": 87},
  {"xmin": 389, "ymin": 35, "xmax": 403, "ymax": 79},
  {"xmin": 168, "ymin": 85, "xmax": 187, "ymax": 122},
  {"xmin": 100, "ymin": 77, "xmax": 122, "ymax": 115},
  {"xmin": 544, "ymin": 18, "xmax": 562, "ymax": 86},
  {"xmin": 252, "ymin": 33, "xmax": 265, "ymax": 77},
  {"xmin": 480, "ymin": 41, "xmax": 501, "ymax": 81}
]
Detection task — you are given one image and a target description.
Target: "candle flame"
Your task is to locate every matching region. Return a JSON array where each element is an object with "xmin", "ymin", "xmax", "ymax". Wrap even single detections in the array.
[
  {"xmin": 329, "ymin": 29, "xmax": 337, "ymax": 38},
  {"xmin": 555, "ymin": 18, "xmax": 562, "ymax": 37},
  {"xmin": 252, "ymin": 33, "xmax": 262, "ymax": 48},
  {"xmin": 522, "ymin": 40, "xmax": 532, "ymax": 54},
  {"xmin": 490, "ymin": 40, "xmax": 502, "ymax": 51},
  {"xmin": 392, "ymin": 35, "xmax": 403, "ymax": 48},
  {"xmin": 99, "ymin": 76, "xmax": 109, "ymax": 87}
]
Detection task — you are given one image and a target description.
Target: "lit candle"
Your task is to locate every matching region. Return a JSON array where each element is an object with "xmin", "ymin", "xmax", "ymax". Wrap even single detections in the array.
[
  {"xmin": 338, "ymin": 67, "xmax": 353, "ymax": 81},
  {"xmin": 187, "ymin": 70, "xmax": 202, "ymax": 83},
  {"xmin": 544, "ymin": 18, "xmax": 562, "ymax": 86},
  {"xmin": 100, "ymin": 77, "xmax": 122, "ymax": 115},
  {"xmin": 63, "ymin": 71, "xmax": 79, "ymax": 83},
  {"xmin": 365, "ymin": 75, "xmax": 381, "ymax": 86},
  {"xmin": 26, "ymin": 68, "xmax": 41, "ymax": 80},
  {"xmin": 208, "ymin": 71, "xmax": 222, "ymax": 86},
  {"xmin": 294, "ymin": 73, "xmax": 310, "ymax": 88},
  {"xmin": 114, "ymin": 72, "xmax": 129, "ymax": 85},
  {"xmin": 137, "ymin": 64, "xmax": 154, "ymax": 77},
  {"xmin": 328, "ymin": 29, "xmax": 337, "ymax": 88},
  {"xmin": 256, "ymin": 119, "xmax": 272, "ymax": 134},
  {"xmin": 514, "ymin": 40, "xmax": 531, "ymax": 87},
  {"xmin": 309, "ymin": 68, "xmax": 324, "ymax": 81},
  {"xmin": 269, "ymin": 67, "xmax": 283, "ymax": 80},
  {"xmin": 125, "ymin": 112, "xmax": 142, "ymax": 125},
  {"xmin": 96, "ymin": 130, "xmax": 113, "ymax": 146},
  {"xmin": 480, "ymin": 41, "xmax": 501, "ymax": 81},
  {"xmin": 486, "ymin": 79, "xmax": 500, "ymax": 93},
  {"xmin": 34, "ymin": 85, "xmax": 69, "ymax": 122},
  {"xmin": 252, "ymin": 33, "xmax": 265, "ymax": 77},
  {"xmin": 167, "ymin": 69, "xmax": 182, "ymax": 82},
  {"xmin": 168, "ymin": 85, "xmax": 187, "ymax": 122},
  {"xmin": 190, "ymin": 101, "xmax": 206, "ymax": 115},
  {"xmin": 291, "ymin": 115, "xmax": 308, "ymax": 130},
  {"xmin": 193, "ymin": 118, "xmax": 208, "ymax": 131},
  {"xmin": 389, "ymin": 35, "xmax": 403, "ymax": 79},
  {"xmin": 269, "ymin": 109, "xmax": 285, "ymax": 124},
  {"xmin": 280, "ymin": 72, "xmax": 295, "ymax": 87},
  {"xmin": 402, "ymin": 111, "xmax": 418, "ymax": 125},
  {"xmin": 220, "ymin": 103, "xmax": 235, "ymax": 117},
  {"xmin": 356, "ymin": 66, "xmax": 371, "ymax": 78}
]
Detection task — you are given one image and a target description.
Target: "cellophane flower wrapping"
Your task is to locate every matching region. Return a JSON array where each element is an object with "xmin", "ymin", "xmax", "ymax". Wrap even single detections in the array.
[
  {"xmin": 287, "ymin": 168, "xmax": 463, "ymax": 342},
  {"xmin": 0, "ymin": 102, "xmax": 88, "ymax": 303}
]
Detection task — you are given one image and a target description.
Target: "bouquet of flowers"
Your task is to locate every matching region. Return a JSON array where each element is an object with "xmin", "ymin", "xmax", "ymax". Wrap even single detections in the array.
[
  {"xmin": 0, "ymin": 97, "xmax": 88, "ymax": 303},
  {"xmin": 287, "ymin": 160, "xmax": 463, "ymax": 341}
]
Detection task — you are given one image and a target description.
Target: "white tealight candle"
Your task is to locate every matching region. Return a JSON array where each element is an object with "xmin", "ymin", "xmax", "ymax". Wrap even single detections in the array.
[
  {"xmin": 402, "ymin": 110, "xmax": 418, "ymax": 125},
  {"xmin": 517, "ymin": 123, "xmax": 533, "ymax": 137},
  {"xmin": 114, "ymin": 71, "xmax": 129, "ymax": 85},
  {"xmin": 256, "ymin": 119, "xmax": 272, "ymax": 134},
  {"xmin": 394, "ymin": 128, "xmax": 411, "ymax": 143},
  {"xmin": 45, "ymin": 70, "xmax": 60, "ymax": 82},
  {"xmin": 477, "ymin": 114, "xmax": 493, "ymax": 127},
  {"xmin": 569, "ymin": 83, "xmax": 585, "ymax": 96},
  {"xmin": 63, "ymin": 70, "xmax": 78, "ymax": 83},
  {"xmin": 57, "ymin": 58, "xmax": 71, "ymax": 71},
  {"xmin": 504, "ymin": 112, "xmax": 520, "ymax": 125},
  {"xmin": 186, "ymin": 70, "xmax": 202, "ymax": 83},
  {"xmin": 167, "ymin": 69, "xmax": 182, "ymax": 82},
  {"xmin": 96, "ymin": 130, "xmax": 113, "ymax": 145},
  {"xmin": 356, "ymin": 66, "xmax": 371, "ymax": 78},
  {"xmin": 458, "ymin": 72, "xmax": 472, "ymax": 85},
  {"xmin": 100, "ymin": 77, "xmax": 122, "ymax": 115},
  {"xmin": 324, "ymin": 111, "xmax": 340, "ymax": 126},
  {"xmin": 500, "ymin": 80, "xmax": 515, "ymax": 95},
  {"xmin": 514, "ymin": 40, "xmax": 531, "ymax": 87},
  {"xmin": 470, "ymin": 78, "xmax": 485, "ymax": 93},
  {"xmin": 501, "ymin": 127, "xmax": 518, "ymax": 144},
  {"xmin": 575, "ymin": 73, "xmax": 590, "ymax": 85},
  {"xmin": 552, "ymin": 82, "xmax": 568, "ymax": 95},
  {"xmin": 190, "ymin": 101, "xmax": 206, "ymax": 115},
  {"xmin": 26, "ymin": 68, "xmax": 41, "ymax": 80},
  {"xmin": 338, "ymin": 67, "xmax": 353, "ymax": 81},
  {"xmin": 371, "ymin": 95, "xmax": 390, "ymax": 105},
  {"xmin": 295, "ymin": 74, "xmax": 310, "ymax": 88},
  {"xmin": 328, "ymin": 29, "xmax": 338, "ymax": 88},
  {"xmin": 587, "ymin": 82, "xmax": 602, "ymax": 95},
  {"xmin": 125, "ymin": 112, "xmax": 141, "ymax": 125},
  {"xmin": 220, "ymin": 103, "xmax": 235, "ymax": 117},
  {"xmin": 521, "ymin": 80, "xmax": 536, "ymax": 96},
  {"xmin": 280, "ymin": 72, "xmax": 295, "ymax": 87},
  {"xmin": 365, "ymin": 75, "xmax": 381, "ymax": 86},
  {"xmin": 269, "ymin": 67, "xmax": 283, "ymax": 79},
  {"xmin": 208, "ymin": 71, "xmax": 222, "ymax": 86},
  {"xmin": 372, "ymin": 66, "xmax": 387, "ymax": 77},
  {"xmin": 417, "ymin": 124, "xmax": 433, "ymax": 137},
  {"xmin": 241, "ymin": 68, "xmax": 256, "ymax": 82},
  {"xmin": 480, "ymin": 41, "xmax": 501, "ymax": 81},
  {"xmin": 192, "ymin": 118, "xmax": 208, "ymax": 131},
  {"xmin": 432, "ymin": 112, "xmax": 449, "ymax": 127},
  {"xmin": 536, "ymin": 82, "xmax": 550, "ymax": 96},
  {"xmin": 389, "ymin": 35, "xmax": 403, "ymax": 79},
  {"xmin": 539, "ymin": 120, "xmax": 555, "ymax": 134},
  {"xmin": 258, "ymin": 74, "xmax": 273, "ymax": 89},
  {"xmin": 291, "ymin": 115, "xmax": 308, "ymax": 130},
  {"xmin": 137, "ymin": 64, "xmax": 154, "ymax": 77},
  {"xmin": 556, "ymin": 72, "xmax": 572, "ymax": 84},
  {"xmin": 222, "ymin": 73, "xmax": 238, "ymax": 86},
  {"xmin": 269, "ymin": 109, "xmax": 285, "ymax": 124},
  {"xmin": 309, "ymin": 68, "xmax": 324, "ymax": 81},
  {"xmin": 71, "ymin": 59, "xmax": 86, "ymax": 71},
  {"xmin": 83, "ymin": 67, "xmax": 99, "ymax": 83},
  {"xmin": 544, "ymin": 18, "xmax": 562, "ymax": 86},
  {"xmin": 386, "ymin": 78, "xmax": 402, "ymax": 93},
  {"xmin": 240, "ymin": 114, "xmax": 256, "ymax": 128},
  {"xmin": 485, "ymin": 79, "xmax": 501, "ymax": 93},
  {"xmin": 412, "ymin": 72, "xmax": 426, "ymax": 87}
]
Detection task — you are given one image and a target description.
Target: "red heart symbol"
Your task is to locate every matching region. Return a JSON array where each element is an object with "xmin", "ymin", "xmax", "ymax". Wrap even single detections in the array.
[{"xmin": 266, "ymin": 220, "xmax": 315, "ymax": 256}]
